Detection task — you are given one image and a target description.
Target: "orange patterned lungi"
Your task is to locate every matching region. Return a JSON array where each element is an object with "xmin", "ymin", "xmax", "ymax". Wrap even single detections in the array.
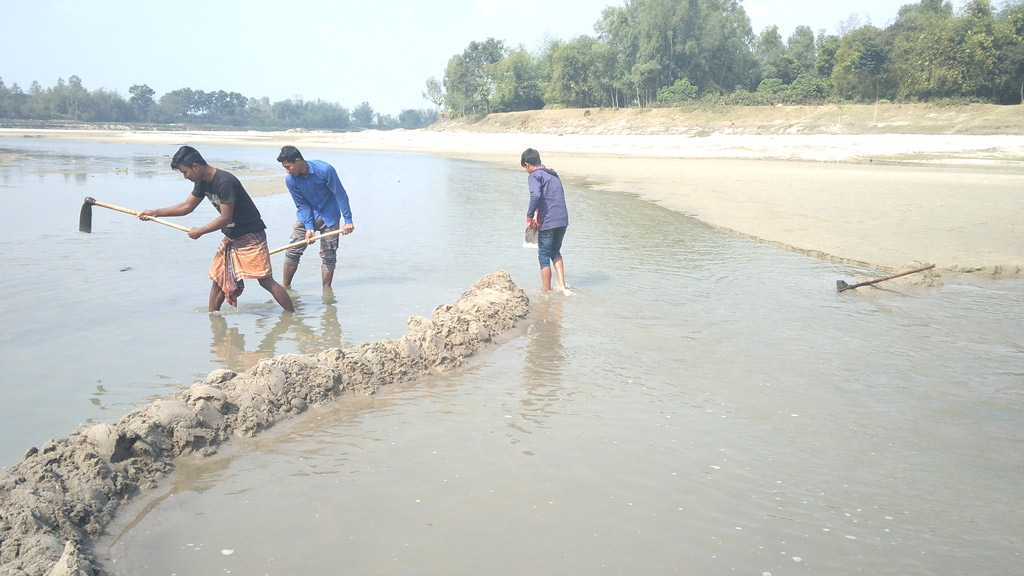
[{"xmin": 208, "ymin": 231, "xmax": 273, "ymax": 307}]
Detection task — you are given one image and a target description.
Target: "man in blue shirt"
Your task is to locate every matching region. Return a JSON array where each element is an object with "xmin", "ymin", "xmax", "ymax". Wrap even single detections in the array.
[
  {"xmin": 522, "ymin": 148, "xmax": 570, "ymax": 295},
  {"xmin": 277, "ymin": 145, "xmax": 355, "ymax": 290}
]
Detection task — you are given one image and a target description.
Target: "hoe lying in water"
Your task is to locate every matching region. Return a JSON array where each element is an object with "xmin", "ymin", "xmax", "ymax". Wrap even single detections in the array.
[{"xmin": 836, "ymin": 264, "xmax": 936, "ymax": 293}]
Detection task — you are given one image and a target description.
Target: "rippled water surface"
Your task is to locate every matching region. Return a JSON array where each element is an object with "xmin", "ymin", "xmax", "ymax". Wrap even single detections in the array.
[{"xmin": 1, "ymin": 138, "xmax": 1022, "ymax": 575}]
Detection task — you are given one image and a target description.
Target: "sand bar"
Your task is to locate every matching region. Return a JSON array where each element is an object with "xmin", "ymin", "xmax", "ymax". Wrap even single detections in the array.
[{"xmin": 4, "ymin": 126, "xmax": 1023, "ymax": 276}]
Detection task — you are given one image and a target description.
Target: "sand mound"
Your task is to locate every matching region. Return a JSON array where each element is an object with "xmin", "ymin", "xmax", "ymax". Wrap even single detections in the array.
[{"xmin": 0, "ymin": 271, "xmax": 529, "ymax": 576}]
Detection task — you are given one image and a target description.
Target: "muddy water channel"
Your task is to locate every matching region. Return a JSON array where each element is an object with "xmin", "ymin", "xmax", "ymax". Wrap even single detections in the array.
[{"xmin": 1, "ymin": 138, "xmax": 1022, "ymax": 574}]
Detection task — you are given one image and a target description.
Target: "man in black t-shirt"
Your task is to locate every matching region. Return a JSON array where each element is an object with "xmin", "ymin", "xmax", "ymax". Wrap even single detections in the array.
[{"xmin": 139, "ymin": 145, "xmax": 294, "ymax": 312}]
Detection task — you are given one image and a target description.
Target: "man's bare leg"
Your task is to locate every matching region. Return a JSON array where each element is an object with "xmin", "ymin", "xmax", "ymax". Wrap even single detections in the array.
[
  {"xmin": 282, "ymin": 263, "xmax": 298, "ymax": 289},
  {"xmin": 259, "ymin": 277, "xmax": 295, "ymax": 312},
  {"xmin": 322, "ymin": 267, "xmax": 334, "ymax": 289},
  {"xmin": 552, "ymin": 258, "xmax": 567, "ymax": 292},
  {"xmin": 540, "ymin": 266, "xmax": 552, "ymax": 294},
  {"xmin": 208, "ymin": 281, "xmax": 226, "ymax": 312}
]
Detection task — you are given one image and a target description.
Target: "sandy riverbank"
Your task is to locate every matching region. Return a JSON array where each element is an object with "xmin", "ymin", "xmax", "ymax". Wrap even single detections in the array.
[{"xmin": 4, "ymin": 125, "xmax": 1023, "ymax": 276}]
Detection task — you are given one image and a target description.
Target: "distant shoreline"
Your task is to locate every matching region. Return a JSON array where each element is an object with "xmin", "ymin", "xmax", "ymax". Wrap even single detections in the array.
[{"xmin": 3, "ymin": 126, "xmax": 1023, "ymax": 277}]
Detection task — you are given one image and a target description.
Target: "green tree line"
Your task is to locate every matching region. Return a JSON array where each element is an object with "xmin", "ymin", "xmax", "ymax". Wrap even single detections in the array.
[
  {"xmin": 437, "ymin": 0, "xmax": 1024, "ymax": 115},
  {"xmin": 0, "ymin": 76, "xmax": 437, "ymax": 131}
]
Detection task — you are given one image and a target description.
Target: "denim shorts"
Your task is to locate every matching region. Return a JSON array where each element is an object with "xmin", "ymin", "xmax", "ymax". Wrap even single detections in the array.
[{"xmin": 537, "ymin": 226, "xmax": 567, "ymax": 269}]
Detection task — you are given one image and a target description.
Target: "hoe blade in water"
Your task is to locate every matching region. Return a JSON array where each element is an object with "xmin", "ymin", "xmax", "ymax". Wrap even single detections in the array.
[{"xmin": 78, "ymin": 197, "xmax": 96, "ymax": 233}]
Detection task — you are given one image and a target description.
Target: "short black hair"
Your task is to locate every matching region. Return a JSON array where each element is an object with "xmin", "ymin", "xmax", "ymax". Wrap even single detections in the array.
[
  {"xmin": 170, "ymin": 145, "xmax": 207, "ymax": 169},
  {"xmin": 521, "ymin": 148, "xmax": 541, "ymax": 167},
  {"xmin": 277, "ymin": 145, "xmax": 304, "ymax": 163}
]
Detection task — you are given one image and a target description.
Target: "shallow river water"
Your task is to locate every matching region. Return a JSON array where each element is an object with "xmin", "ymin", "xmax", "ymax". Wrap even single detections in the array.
[{"xmin": 1, "ymin": 137, "xmax": 1022, "ymax": 575}]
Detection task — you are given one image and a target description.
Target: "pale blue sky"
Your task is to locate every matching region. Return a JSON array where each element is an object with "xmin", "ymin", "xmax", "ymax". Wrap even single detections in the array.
[{"xmin": 0, "ymin": 1, "xmax": 962, "ymax": 115}]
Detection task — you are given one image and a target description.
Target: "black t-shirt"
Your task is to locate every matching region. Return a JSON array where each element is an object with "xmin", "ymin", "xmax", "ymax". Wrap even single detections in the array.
[{"xmin": 191, "ymin": 168, "xmax": 266, "ymax": 238}]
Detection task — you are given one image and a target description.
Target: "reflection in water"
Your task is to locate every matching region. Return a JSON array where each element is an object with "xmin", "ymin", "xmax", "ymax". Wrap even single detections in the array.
[
  {"xmin": 513, "ymin": 296, "xmax": 565, "ymax": 440},
  {"xmin": 208, "ymin": 290, "xmax": 345, "ymax": 372},
  {"xmin": 208, "ymin": 314, "xmax": 251, "ymax": 368},
  {"xmin": 87, "ymin": 384, "xmax": 128, "ymax": 413},
  {"xmin": 523, "ymin": 295, "xmax": 565, "ymax": 379},
  {"xmin": 312, "ymin": 287, "xmax": 343, "ymax": 351}
]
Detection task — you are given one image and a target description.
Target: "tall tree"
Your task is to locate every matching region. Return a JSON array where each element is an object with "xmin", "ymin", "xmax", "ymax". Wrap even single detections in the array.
[
  {"xmin": 492, "ymin": 47, "xmax": 545, "ymax": 112},
  {"xmin": 422, "ymin": 76, "xmax": 444, "ymax": 118},
  {"xmin": 129, "ymin": 84, "xmax": 155, "ymax": 120},
  {"xmin": 994, "ymin": 0, "xmax": 1024, "ymax": 103},
  {"xmin": 830, "ymin": 26, "xmax": 889, "ymax": 101},
  {"xmin": 158, "ymin": 87, "xmax": 198, "ymax": 119},
  {"xmin": 595, "ymin": 3, "xmax": 640, "ymax": 107},
  {"xmin": 888, "ymin": 0, "xmax": 958, "ymax": 100},
  {"xmin": 544, "ymin": 37, "xmax": 602, "ymax": 108},
  {"xmin": 444, "ymin": 54, "xmax": 474, "ymax": 117},
  {"xmin": 352, "ymin": 101, "xmax": 375, "ymax": 128},
  {"xmin": 815, "ymin": 33, "xmax": 841, "ymax": 78},
  {"xmin": 65, "ymin": 75, "xmax": 87, "ymax": 120},
  {"xmin": 786, "ymin": 26, "xmax": 818, "ymax": 76},
  {"xmin": 954, "ymin": 0, "xmax": 998, "ymax": 99},
  {"xmin": 0, "ymin": 78, "xmax": 11, "ymax": 118},
  {"xmin": 628, "ymin": 0, "xmax": 757, "ymax": 103},
  {"xmin": 753, "ymin": 25, "xmax": 785, "ymax": 80},
  {"xmin": 442, "ymin": 38, "xmax": 506, "ymax": 116}
]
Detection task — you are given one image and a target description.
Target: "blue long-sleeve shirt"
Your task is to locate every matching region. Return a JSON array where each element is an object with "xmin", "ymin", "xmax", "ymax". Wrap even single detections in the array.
[
  {"xmin": 286, "ymin": 159, "xmax": 353, "ymax": 229},
  {"xmin": 527, "ymin": 166, "xmax": 568, "ymax": 231}
]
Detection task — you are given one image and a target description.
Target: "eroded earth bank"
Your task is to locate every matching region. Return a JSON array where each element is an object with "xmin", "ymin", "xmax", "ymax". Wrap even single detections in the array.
[{"xmin": 0, "ymin": 271, "xmax": 529, "ymax": 576}]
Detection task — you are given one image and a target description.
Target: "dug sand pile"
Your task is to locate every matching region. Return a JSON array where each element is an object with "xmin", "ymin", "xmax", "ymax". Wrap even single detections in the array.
[{"xmin": 0, "ymin": 271, "xmax": 529, "ymax": 576}]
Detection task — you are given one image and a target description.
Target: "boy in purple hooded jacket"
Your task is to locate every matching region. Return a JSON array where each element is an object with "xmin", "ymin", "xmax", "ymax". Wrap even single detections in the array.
[{"xmin": 521, "ymin": 148, "xmax": 569, "ymax": 294}]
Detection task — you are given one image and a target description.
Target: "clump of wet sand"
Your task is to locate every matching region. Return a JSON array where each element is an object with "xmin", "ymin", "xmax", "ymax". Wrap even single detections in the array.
[{"xmin": 0, "ymin": 271, "xmax": 528, "ymax": 576}]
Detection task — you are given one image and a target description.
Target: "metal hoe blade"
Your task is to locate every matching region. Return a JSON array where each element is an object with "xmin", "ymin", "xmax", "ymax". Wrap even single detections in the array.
[{"xmin": 78, "ymin": 197, "xmax": 96, "ymax": 233}]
